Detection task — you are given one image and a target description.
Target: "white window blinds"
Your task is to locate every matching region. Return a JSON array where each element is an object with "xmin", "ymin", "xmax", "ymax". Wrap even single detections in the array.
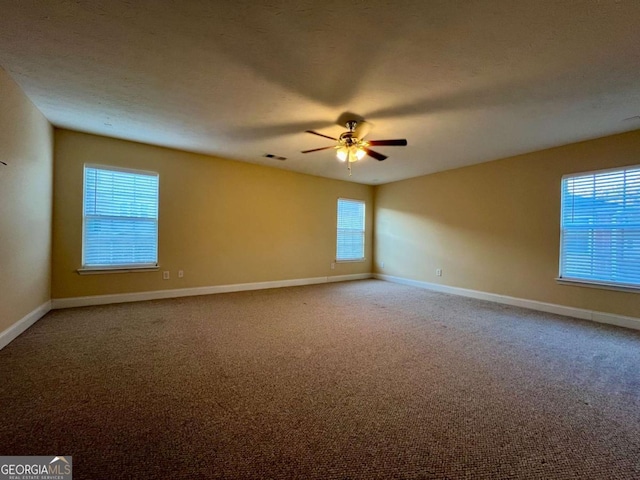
[
  {"xmin": 337, "ymin": 198, "xmax": 365, "ymax": 261},
  {"xmin": 83, "ymin": 165, "xmax": 159, "ymax": 268},
  {"xmin": 560, "ymin": 166, "xmax": 640, "ymax": 287}
]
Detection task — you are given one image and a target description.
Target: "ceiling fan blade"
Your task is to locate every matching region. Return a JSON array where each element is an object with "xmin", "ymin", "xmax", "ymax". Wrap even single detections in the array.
[
  {"xmin": 301, "ymin": 146, "xmax": 335, "ymax": 154},
  {"xmin": 367, "ymin": 139, "xmax": 407, "ymax": 146},
  {"xmin": 353, "ymin": 120, "xmax": 372, "ymax": 139},
  {"xmin": 305, "ymin": 130, "xmax": 338, "ymax": 141},
  {"xmin": 363, "ymin": 148, "xmax": 388, "ymax": 161}
]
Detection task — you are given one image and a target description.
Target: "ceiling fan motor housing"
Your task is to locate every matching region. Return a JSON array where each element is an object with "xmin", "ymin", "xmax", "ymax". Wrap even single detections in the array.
[{"xmin": 339, "ymin": 131, "xmax": 362, "ymax": 148}]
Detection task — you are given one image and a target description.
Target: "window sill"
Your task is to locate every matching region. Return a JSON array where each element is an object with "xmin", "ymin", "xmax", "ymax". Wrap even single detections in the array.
[
  {"xmin": 336, "ymin": 258, "xmax": 366, "ymax": 263},
  {"xmin": 77, "ymin": 266, "xmax": 159, "ymax": 275},
  {"xmin": 556, "ymin": 277, "xmax": 640, "ymax": 293}
]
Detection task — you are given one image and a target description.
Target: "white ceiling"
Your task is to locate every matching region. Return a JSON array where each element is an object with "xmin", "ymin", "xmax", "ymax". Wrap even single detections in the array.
[{"xmin": 1, "ymin": 0, "xmax": 640, "ymax": 185}]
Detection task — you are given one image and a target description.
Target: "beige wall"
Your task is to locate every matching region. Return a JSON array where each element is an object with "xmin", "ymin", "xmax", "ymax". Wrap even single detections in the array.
[
  {"xmin": 52, "ymin": 130, "xmax": 373, "ymax": 299},
  {"xmin": 374, "ymin": 130, "xmax": 640, "ymax": 318},
  {"xmin": 0, "ymin": 68, "xmax": 53, "ymax": 332}
]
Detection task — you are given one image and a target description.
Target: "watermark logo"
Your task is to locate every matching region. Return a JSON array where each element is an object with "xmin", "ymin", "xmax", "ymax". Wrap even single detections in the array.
[{"xmin": 0, "ymin": 456, "xmax": 72, "ymax": 480}]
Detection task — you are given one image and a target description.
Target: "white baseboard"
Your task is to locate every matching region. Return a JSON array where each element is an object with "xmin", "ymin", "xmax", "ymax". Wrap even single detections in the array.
[
  {"xmin": 326, "ymin": 273, "xmax": 372, "ymax": 283},
  {"xmin": 0, "ymin": 301, "xmax": 52, "ymax": 350},
  {"xmin": 375, "ymin": 273, "xmax": 640, "ymax": 331},
  {"xmin": 51, "ymin": 273, "xmax": 373, "ymax": 309}
]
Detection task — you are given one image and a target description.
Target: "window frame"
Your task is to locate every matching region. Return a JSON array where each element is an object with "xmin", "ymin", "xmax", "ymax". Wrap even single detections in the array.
[
  {"xmin": 336, "ymin": 197, "xmax": 366, "ymax": 263},
  {"xmin": 79, "ymin": 163, "xmax": 160, "ymax": 273},
  {"xmin": 557, "ymin": 164, "xmax": 640, "ymax": 292}
]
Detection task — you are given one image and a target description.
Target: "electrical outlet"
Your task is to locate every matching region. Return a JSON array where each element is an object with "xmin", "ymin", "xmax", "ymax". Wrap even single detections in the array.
[
  {"xmin": 436, "ymin": 268, "xmax": 442, "ymax": 277},
  {"xmin": 162, "ymin": 271, "xmax": 170, "ymax": 280},
  {"xmin": 331, "ymin": 262, "xmax": 335, "ymax": 270},
  {"xmin": 381, "ymin": 261, "xmax": 385, "ymax": 268},
  {"xmin": 178, "ymin": 270, "xmax": 184, "ymax": 278}
]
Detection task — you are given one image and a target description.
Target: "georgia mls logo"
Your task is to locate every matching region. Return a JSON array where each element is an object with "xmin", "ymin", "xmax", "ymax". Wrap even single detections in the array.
[{"xmin": 0, "ymin": 456, "xmax": 72, "ymax": 479}]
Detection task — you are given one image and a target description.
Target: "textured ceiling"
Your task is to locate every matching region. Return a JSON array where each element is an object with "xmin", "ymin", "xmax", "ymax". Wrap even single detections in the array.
[{"xmin": 1, "ymin": 0, "xmax": 639, "ymax": 184}]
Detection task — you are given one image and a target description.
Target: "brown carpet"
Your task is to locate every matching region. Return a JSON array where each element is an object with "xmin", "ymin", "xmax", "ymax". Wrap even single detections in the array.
[{"xmin": 1, "ymin": 280, "xmax": 639, "ymax": 479}]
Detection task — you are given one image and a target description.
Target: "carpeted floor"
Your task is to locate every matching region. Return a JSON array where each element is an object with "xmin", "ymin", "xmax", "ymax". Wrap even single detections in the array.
[{"xmin": 1, "ymin": 280, "xmax": 639, "ymax": 479}]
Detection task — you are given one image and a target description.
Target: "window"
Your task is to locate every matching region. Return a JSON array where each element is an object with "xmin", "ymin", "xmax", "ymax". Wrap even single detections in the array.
[
  {"xmin": 559, "ymin": 165, "xmax": 640, "ymax": 289},
  {"xmin": 82, "ymin": 165, "xmax": 159, "ymax": 269},
  {"xmin": 337, "ymin": 198, "xmax": 365, "ymax": 261}
]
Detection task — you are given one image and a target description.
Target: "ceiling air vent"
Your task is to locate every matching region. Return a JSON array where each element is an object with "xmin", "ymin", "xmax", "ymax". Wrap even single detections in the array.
[{"xmin": 263, "ymin": 154, "xmax": 287, "ymax": 161}]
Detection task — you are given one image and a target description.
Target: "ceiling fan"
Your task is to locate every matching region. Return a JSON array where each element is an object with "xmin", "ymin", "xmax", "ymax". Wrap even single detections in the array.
[{"xmin": 302, "ymin": 119, "xmax": 407, "ymax": 175}]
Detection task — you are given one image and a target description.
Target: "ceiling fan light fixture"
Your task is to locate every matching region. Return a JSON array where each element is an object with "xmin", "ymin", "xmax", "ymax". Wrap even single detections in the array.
[{"xmin": 337, "ymin": 146, "xmax": 366, "ymax": 163}]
